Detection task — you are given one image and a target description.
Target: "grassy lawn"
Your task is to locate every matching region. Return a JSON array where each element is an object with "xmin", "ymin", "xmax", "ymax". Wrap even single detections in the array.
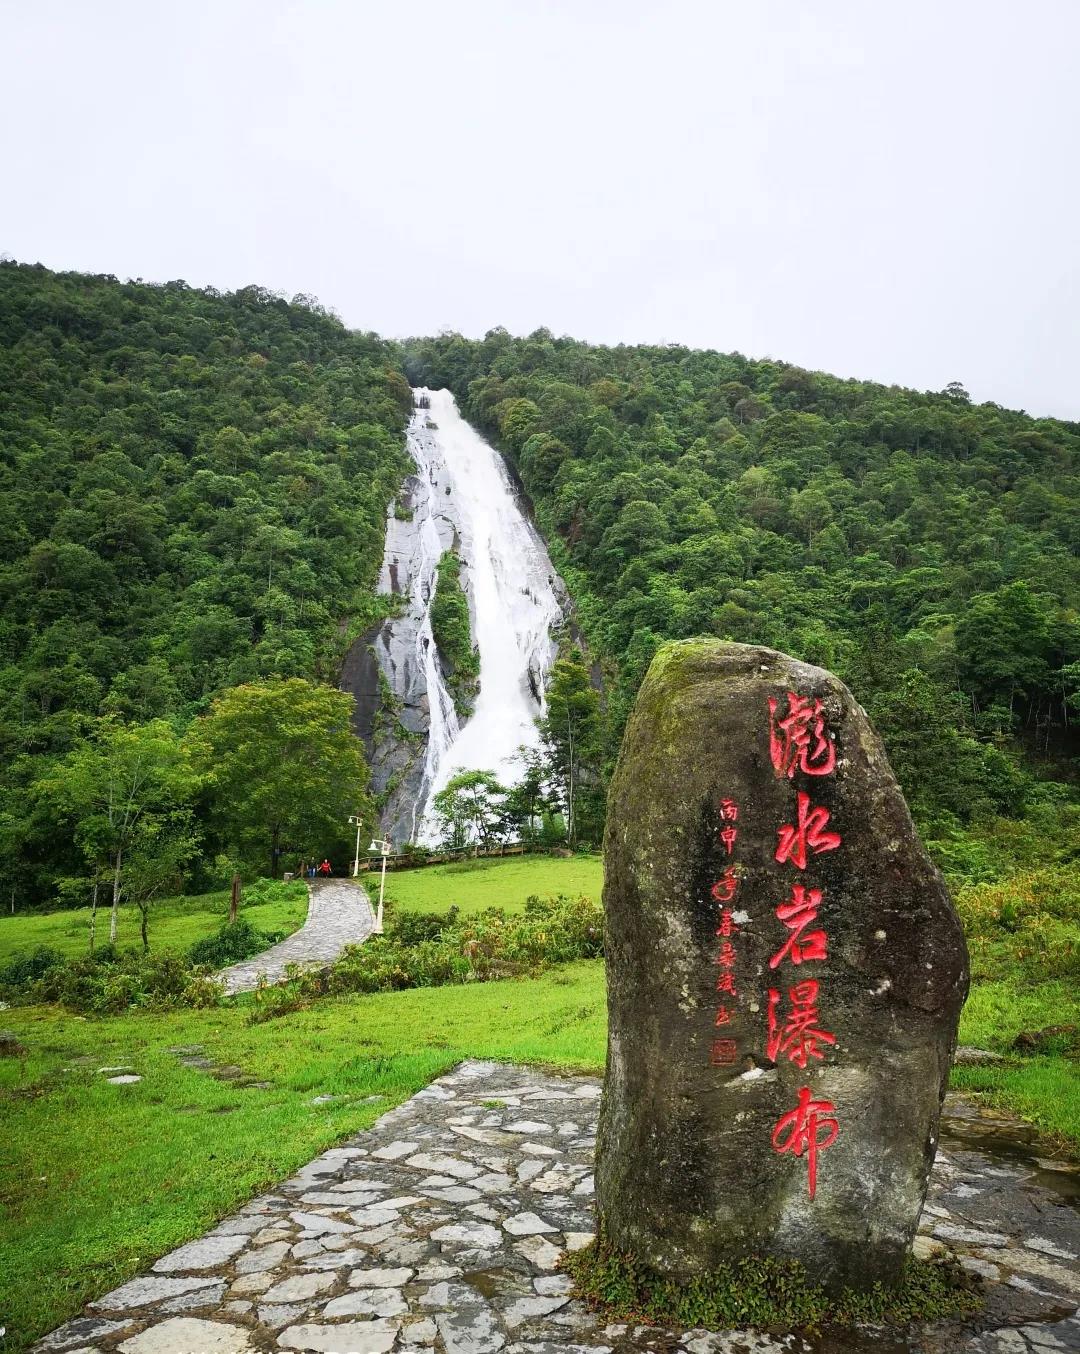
[
  {"xmin": 0, "ymin": 962, "xmax": 606, "ymax": 1351},
  {"xmin": 0, "ymin": 881, "xmax": 309, "ymax": 966},
  {"xmin": 381, "ymin": 852, "xmax": 603, "ymax": 917},
  {"xmin": 952, "ymin": 975, "xmax": 1080, "ymax": 1147}
]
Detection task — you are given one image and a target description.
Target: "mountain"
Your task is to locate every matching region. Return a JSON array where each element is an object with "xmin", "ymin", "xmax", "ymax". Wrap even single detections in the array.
[
  {"xmin": 405, "ymin": 328, "xmax": 1080, "ymax": 831},
  {"xmin": 0, "ymin": 262, "xmax": 412, "ymax": 897},
  {"xmin": 2, "ymin": 263, "xmax": 1077, "ymax": 902}
]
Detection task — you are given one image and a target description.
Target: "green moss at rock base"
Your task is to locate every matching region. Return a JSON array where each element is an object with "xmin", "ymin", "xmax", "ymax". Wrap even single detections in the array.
[{"xmin": 561, "ymin": 1243, "xmax": 982, "ymax": 1336}]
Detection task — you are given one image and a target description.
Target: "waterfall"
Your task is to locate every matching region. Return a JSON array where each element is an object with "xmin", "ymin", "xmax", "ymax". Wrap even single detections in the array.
[
  {"xmin": 362, "ymin": 388, "xmax": 566, "ymax": 845},
  {"xmin": 386, "ymin": 409, "xmax": 461, "ymax": 839},
  {"xmin": 415, "ymin": 388, "xmax": 565, "ymax": 842}
]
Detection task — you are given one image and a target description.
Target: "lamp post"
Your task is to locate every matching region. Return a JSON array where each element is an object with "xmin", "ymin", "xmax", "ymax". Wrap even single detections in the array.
[
  {"xmin": 348, "ymin": 815, "xmax": 364, "ymax": 878},
  {"xmin": 369, "ymin": 837, "xmax": 390, "ymax": 934}
]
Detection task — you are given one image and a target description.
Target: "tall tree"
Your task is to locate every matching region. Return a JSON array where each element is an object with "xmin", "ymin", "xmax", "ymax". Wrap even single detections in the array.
[
  {"xmin": 39, "ymin": 718, "xmax": 195, "ymax": 942},
  {"xmin": 537, "ymin": 652, "xmax": 604, "ymax": 848},
  {"xmin": 189, "ymin": 677, "xmax": 371, "ymax": 878},
  {"xmin": 430, "ymin": 770, "xmax": 507, "ymax": 850},
  {"xmin": 502, "ymin": 748, "xmax": 550, "ymax": 844}
]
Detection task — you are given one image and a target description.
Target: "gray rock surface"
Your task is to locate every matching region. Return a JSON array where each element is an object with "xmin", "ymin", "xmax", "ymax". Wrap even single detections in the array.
[
  {"xmin": 597, "ymin": 640, "xmax": 969, "ymax": 1289},
  {"xmin": 344, "ymin": 457, "xmax": 458, "ymax": 845},
  {"xmin": 216, "ymin": 880, "xmax": 375, "ymax": 994},
  {"xmin": 34, "ymin": 1062, "xmax": 1080, "ymax": 1354},
  {"xmin": 33, "ymin": 1318, "xmax": 135, "ymax": 1351},
  {"xmin": 116, "ymin": 1318, "xmax": 252, "ymax": 1352},
  {"xmin": 152, "ymin": 1234, "xmax": 247, "ymax": 1273},
  {"xmin": 278, "ymin": 1321, "xmax": 399, "ymax": 1352}
]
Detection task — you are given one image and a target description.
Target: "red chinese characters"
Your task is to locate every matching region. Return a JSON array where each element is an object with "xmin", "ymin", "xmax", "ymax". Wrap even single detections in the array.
[
  {"xmin": 768, "ymin": 885, "xmax": 828, "ymax": 969},
  {"xmin": 710, "ymin": 1038, "xmax": 738, "ymax": 1066},
  {"xmin": 767, "ymin": 692, "xmax": 841, "ymax": 1200},
  {"xmin": 710, "ymin": 800, "xmax": 743, "ymax": 1055},
  {"xmin": 775, "ymin": 791, "xmax": 841, "ymax": 870},
  {"xmin": 711, "ymin": 868, "xmax": 739, "ymax": 904},
  {"xmin": 769, "ymin": 692, "xmax": 836, "ymax": 779},
  {"xmin": 771, "ymin": 1086, "xmax": 839, "ymax": 1199},
  {"xmin": 719, "ymin": 798, "xmax": 739, "ymax": 855},
  {"xmin": 766, "ymin": 980, "xmax": 837, "ymax": 1069}
]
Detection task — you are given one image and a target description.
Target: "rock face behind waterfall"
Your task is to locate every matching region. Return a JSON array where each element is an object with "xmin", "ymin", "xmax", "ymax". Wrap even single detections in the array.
[
  {"xmin": 596, "ymin": 639, "xmax": 969, "ymax": 1290},
  {"xmin": 344, "ymin": 462, "xmax": 456, "ymax": 845}
]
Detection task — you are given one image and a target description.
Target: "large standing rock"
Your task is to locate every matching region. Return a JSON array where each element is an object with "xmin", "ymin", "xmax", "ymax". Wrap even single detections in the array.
[{"xmin": 596, "ymin": 640, "xmax": 968, "ymax": 1290}]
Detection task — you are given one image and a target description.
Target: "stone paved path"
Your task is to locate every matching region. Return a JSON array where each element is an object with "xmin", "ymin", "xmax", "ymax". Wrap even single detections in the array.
[
  {"xmin": 218, "ymin": 881, "xmax": 376, "ymax": 995},
  {"xmin": 34, "ymin": 1063, "xmax": 1080, "ymax": 1354}
]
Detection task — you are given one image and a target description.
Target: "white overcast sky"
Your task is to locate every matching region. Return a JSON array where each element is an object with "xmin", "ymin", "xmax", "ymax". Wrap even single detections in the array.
[{"xmin": 3, "ymin": 1, "xmax": 1078, "ymax": 418}]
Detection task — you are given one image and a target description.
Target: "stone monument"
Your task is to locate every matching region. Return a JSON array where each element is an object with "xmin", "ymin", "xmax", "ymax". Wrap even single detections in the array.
[{"xmin": 596, "ymin": 640, "xmax": 969, "ymax": 1290}]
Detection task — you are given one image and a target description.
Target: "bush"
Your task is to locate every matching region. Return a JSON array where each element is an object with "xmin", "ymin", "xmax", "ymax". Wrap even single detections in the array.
[
  {"xmin": 955, "ymin": 865, "xmax": 1080, "ymax": 985},
  {"xmin": 0, "ymin": 940, "xmax": 227, "ymax": 1014},
  {"xmin": 0, "ymin": 945, "xmax": 66, "ymax": 997},
  {"xmin": 391, "ymin": 906, "xmax": 459, "ymax": 946},
  {"xmin": 27, "ymin": 949, "xmax": 222, "ymax": 1015},
  {"xmin": 248, "ymin": 892, "xmax": 604, "ymax": 1020},
  {"xmin": 188, "ymin": 918, "xmax": 282, "ymax": 968}
]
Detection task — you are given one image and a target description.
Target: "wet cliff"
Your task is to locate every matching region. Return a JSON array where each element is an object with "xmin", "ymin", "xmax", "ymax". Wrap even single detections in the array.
[{"xmin": 344, "ymin": 389, "xmax": 568, "ymax": 845}]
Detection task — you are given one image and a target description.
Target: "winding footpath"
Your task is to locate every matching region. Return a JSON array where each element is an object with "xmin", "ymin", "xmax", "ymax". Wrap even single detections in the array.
[
  {"xmin": 218, "ymin": 880, "xmax": 376, "ymax": 995},
  {"xmin": 33, "ymin": 1061, "xmax": 1080, "ymax": 1354}
]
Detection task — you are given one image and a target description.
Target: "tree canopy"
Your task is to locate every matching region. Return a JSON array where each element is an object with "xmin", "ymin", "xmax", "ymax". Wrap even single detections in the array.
[
  {"xmin": 405, "ymin": 328, "xmax": 1080, "ymax": 833},
  {"xmin": 4, "ymin": 264, "xmax": 1078, "ymax": 904},
  {"xmin": 189, "ymin": 678, "xmax": 371, "ymax": 879},
  {"xmin": 0, "ymin": 263, "xmax": 409, "ymax": 902}
]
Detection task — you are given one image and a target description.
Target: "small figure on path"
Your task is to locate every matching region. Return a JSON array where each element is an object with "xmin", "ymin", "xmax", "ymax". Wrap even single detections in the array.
[{"xmin": 318, "ymin": 859, "xmax": 332, "ymax": 876}]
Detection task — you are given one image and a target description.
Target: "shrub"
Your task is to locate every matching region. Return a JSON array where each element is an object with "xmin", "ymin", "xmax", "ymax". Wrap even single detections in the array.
[
  {"xmin": 247, "ymin": 892, "xmax": 604, "ymax": 1020},
  {"xmin": 391, "ymin": 906, "xmax": 459, "ymax": 946},
  {"xmin": 188, "ymin": 918, "xmax": 281, "ymax": 968},
  {"xmin": 27, "ymin": 949, "xmax": 222, "ymax": 1015},
  {"xmin": 954, "ymin": 866, "xmax": 1080, "ymax": 985},
  {"xmin": 0, "ymin": 945, "xmax": 66, "ymax": 997},
  {"xmin": 0, "ymin": 944, "xmax": 223, "ymax": 1014}
]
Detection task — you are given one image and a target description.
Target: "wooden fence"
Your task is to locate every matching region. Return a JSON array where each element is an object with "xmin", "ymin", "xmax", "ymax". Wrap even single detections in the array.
[{"xmin": 357, "ymin": 841, "xmax": 562, "ymax": 873}]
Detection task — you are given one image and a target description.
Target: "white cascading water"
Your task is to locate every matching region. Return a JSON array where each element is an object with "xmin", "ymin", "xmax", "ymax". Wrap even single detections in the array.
[
  {"xmin": 399, "ymin": 388, "xmax": 564, "ymax": 843},
  {"xmin": 375, "ymin": 401, "xmax": 460, "ymax": 841}
]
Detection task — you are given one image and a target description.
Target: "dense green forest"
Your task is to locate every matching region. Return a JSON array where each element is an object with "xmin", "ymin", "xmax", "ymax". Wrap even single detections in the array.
[
  {"xmin": 405, "ymin": 329, "xmax": 1080, "ymax": 844},
  {"xmin": 0, "ymin": 262, "xmax": 411, "ymax": 904},
  {"xmin": 3, "ymin": 263, "xmax": 1078, "ymax": 914}
]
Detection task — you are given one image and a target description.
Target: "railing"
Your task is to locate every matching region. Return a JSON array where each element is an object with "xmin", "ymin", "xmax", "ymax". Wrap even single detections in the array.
[{"xmin": 356, "ymin": 841, "xmax": 562, "ymax": 872}]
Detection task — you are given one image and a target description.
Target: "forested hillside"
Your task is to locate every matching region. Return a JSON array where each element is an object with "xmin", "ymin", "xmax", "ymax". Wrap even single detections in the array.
[
  {"xmin": 0, "ymin": 263, "xmax": 411, "ymax": 901},
  {"xmin": 4, "ymin": 263, "xmax": 1078, "ymax": 909},
  {"xmin": 406, "ymin": 330, "xmax": 1080, "ymax": 839}
]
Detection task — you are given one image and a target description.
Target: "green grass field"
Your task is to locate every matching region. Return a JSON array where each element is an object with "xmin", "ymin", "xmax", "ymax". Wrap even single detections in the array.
[
  {"xmin": 380, "ymin": 852, "xmax": 603, "ymax": 916},
  {"xmin": 949, "ymin": 975, "xmax": 1080, "ymax": 1146},
  {"xmin": 0, "ymin": 881, "xmax": 309, "ymax": 965},
  {"xmin": 0, "ymin": 963, "xmax": 605, "ymax": 1351}
]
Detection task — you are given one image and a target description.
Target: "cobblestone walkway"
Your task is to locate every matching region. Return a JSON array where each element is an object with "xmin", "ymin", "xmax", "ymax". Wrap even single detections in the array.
[
  {"xmin": 34, "ymin": 1063, "xmax": 1080, "ymax": 1354},
  {"xmin": 218, "ymin": 881, "xmax": 375, "ymax": 995}
]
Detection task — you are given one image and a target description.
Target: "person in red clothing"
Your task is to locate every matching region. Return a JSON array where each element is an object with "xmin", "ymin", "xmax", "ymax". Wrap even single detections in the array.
[{"xmin": 318, "ymin": 859, "xmax": 332, "ymax": 876}]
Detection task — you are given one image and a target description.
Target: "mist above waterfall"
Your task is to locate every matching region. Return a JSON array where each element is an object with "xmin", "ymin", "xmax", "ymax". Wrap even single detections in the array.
[{"xmin": 363, "ymin": 389, "xmax": 566, "ymax": 845}]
